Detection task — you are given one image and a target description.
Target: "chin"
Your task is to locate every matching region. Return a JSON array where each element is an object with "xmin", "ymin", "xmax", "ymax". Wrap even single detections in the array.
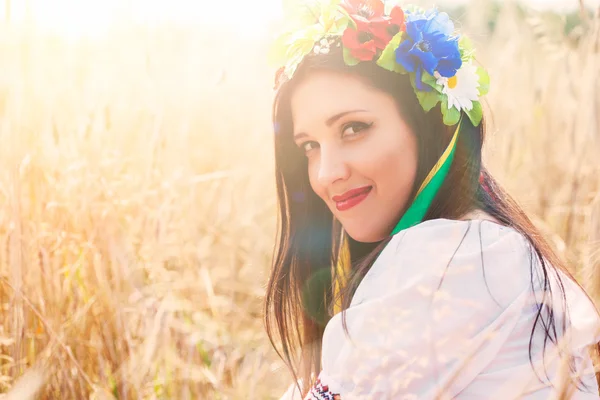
[{"xmin": 344, "ymin": 224, "xmax": 387, "ymax": 244}]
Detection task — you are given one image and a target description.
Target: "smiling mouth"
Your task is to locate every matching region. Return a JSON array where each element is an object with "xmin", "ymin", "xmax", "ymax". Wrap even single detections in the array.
[{"xmin": 332, "ymin": 186, "xmax": 372, "ymax": 212}]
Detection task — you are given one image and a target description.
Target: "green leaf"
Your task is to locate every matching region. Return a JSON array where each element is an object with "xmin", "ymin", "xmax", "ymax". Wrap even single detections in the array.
[
  {"xmin": 316, "ymin": 1, "xmax": 352, "ymax": 35},
  {"xmin": 335, "ymin": 5, "xmax": 357, "ymax": 29},
  {"xmin": 269, "ymin": 28, "xmax": 314, "ymax": 69},
  {"xmin": 326, "ymin": 14, "xmax": 350, "ymax": 36},
  {"xmin": 465, "ymin": 101, "xmax": 483, "ymax": 127},
  {"xmin": 302, "ymin": 25, "xmax": 326, "ymax": 43},
  {"xmin": 476, "ymin": 66, "xmax": 490, "ymax": 96},
  {"xmin": 268, "ymin": 32, "xmax": 293, "ymax": 67},
  {"xmin": 421, "ymin": 70, "xmax": 443, "ymax": 93},
  {"xmin": 376, "ymin": 31, "xmax": 407, "ymax": 74},
  {"xmin": 282, "ymin": 0, "xmax": 322, "ymax": 29},
  {"xmin": 284, "ymin": 49, "xmax": 308, "ymax": 78},
  {"xmin": 408, "ymin": 74, "xmax": 441, "ymax": 112},
  {"xmin": 417, "ymin": 90, "xmax": 442, "ymax": 112},
  {"xmin": 459, "ymin": 35, "xmax": 475, "ymax": 62},
  {"xmin": 441, "ymin": 96, "xmax": 461, "ymax": 126},
  {"xmin": 343, "ymin": 47, "xmax": 360, "ymax": 66},
  {"xmin": 290, "ymin": 36, "xmax": 316, "ymax": 58}
]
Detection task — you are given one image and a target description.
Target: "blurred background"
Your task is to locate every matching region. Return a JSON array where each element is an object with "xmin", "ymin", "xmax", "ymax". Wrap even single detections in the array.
[{"xmin": 0, "ymin": 0, "xmax": 598, "ymax": 398}]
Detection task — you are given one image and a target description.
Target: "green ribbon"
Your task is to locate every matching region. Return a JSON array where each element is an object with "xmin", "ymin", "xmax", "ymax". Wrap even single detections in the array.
[{"xmin": 390, "ymin": 117, "xmax": 463, "ymax": 235}]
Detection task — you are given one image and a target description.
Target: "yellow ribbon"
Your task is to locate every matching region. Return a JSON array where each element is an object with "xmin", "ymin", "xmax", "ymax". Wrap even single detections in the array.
[
  {"xmin": 415, "ymin": 123, "xmax": 461, "ymax": 196},
  {"xmin": 333, "ymin": 234, "xmax": 351, "ymax": 314}
]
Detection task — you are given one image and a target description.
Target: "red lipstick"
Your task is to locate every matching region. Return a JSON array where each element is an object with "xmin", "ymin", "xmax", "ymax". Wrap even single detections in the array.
[{"xmin": 332, "ymin": 186, "xmax": 372, "ymax": 211}]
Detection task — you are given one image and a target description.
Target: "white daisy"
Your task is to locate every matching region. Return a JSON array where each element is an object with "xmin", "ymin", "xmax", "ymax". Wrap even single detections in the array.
[{"xmin": 434, "ymin": 62, "xmax": 480, "ymax": 112}]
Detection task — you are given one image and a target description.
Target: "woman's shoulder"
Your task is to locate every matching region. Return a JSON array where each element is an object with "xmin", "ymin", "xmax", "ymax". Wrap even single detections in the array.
[
  {"xmin": 394, "ymin": 213, "xmax": 523, "ymax": 248},
  {"xmin": 351, "ymin": 216, "xmax": 534, "ymax": 309},
  {"xmin": 389, "ymin": 215, "xmax": 532, "ymax": 267},
  {"xmin": 384, "ymin": 216, "xmax": 531, "ymax": 272},
  {"xmin": 321, "ymin": 218, "xmax": 600, "ymax": 399}
]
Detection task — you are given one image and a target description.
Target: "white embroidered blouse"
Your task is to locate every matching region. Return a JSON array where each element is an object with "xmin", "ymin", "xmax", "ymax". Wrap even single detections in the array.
[{"xmin": 280, "ymin": 219, "xmax": 600, "ymax": 399}]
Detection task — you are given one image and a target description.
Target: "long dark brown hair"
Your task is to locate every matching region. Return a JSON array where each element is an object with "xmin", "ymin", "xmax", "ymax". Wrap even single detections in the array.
[{"xmin": 264, "ymin": 46, "xmax": 598, "ymax": 396}]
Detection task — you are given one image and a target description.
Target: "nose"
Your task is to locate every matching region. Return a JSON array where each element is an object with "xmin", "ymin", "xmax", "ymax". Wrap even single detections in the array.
[{"xmin": 317, "ymin": 145, "xmax": 350, "ymax": 187}]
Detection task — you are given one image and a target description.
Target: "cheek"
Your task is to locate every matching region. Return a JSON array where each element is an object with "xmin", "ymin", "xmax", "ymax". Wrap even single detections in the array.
[
  {"xmin": 376, "ymin": 144, "xmax": 417, "ymax": 188},
  {"xmin": 369, "ymin": 132, "xmax": 418, "ymax": 212},
  {"xmin": 356, "ymin": 126, "xmax": 418, "ymax": 183}
]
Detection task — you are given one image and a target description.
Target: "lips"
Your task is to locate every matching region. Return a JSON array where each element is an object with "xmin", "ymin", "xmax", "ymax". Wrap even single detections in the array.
[{"xmin": 332, "ymin": 186, "xmax": 372, "ymax": 212}]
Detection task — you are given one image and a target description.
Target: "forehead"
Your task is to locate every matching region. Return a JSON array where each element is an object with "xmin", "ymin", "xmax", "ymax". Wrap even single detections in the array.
[{"xmin": 290, "ymin": 70, "xmax": 394, "ymax": 131}]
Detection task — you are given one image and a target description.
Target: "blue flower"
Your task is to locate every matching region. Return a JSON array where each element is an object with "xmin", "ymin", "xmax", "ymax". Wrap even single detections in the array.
[{"xmin": 395, "ymin": 9, "xmax": 462, "ymax": 91}]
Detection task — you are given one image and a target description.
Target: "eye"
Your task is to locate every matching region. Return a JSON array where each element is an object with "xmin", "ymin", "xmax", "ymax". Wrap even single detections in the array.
[
  {"xmin": 342, "ymin": 121, "xmax": 373, "ymax": 137},
  {"xmin": 300, "ymin": 140, "xmax": 319, "ymax": 154}
]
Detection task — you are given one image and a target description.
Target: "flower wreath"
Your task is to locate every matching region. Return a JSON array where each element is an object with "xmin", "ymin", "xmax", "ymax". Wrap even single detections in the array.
[{"xmin": 269, "ymin": 0, "xmax": 490, "ymax": 127}]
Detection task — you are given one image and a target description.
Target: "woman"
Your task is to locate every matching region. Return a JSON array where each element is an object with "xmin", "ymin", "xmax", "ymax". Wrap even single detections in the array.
[{"xmin": 265, "ymin": 1, "xmax": 600, "ymax": 398}]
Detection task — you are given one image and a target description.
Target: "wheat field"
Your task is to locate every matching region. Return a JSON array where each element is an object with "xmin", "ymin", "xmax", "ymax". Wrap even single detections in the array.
[{"xmin": 0, "ymin": 1, "xmax": 598, "ymax": 399}]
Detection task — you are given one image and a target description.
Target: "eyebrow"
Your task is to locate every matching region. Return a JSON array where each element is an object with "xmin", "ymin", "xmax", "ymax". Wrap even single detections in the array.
[{"xmin": 293, "ymin": 109, "xmax": 368, "ymax": 141}]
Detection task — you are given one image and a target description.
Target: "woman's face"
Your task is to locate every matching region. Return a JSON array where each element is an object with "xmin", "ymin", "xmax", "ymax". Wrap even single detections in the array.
[{"xmin": 290, "ymin": 70, "xmax": 418, "ymax": 243}]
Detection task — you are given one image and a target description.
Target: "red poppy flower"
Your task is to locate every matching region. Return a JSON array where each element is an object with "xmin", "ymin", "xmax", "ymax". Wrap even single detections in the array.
[
  {"xmin": 367, "ymin": 6, "xmax": 405, "ymax": 49},
  {"xmin": 389, "ymin": 5, "xmax": 406, "ymax": 32},
  {"xmin": 342, "ymin": 1, "xmax": 406, "ymax": 58},
  {"xmin": 341, "ymin": 0, "xmax": 385, "ymax": 23},
  {"xmin": 342, "ymin": 19, "xmax": 378, "ymax": 61}
]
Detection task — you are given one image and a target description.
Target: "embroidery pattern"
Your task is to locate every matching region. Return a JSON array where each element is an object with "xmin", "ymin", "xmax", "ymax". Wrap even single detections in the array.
[{"xmin": 305, "ymin": 377, "xmax": 341, "ymax": 400}]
